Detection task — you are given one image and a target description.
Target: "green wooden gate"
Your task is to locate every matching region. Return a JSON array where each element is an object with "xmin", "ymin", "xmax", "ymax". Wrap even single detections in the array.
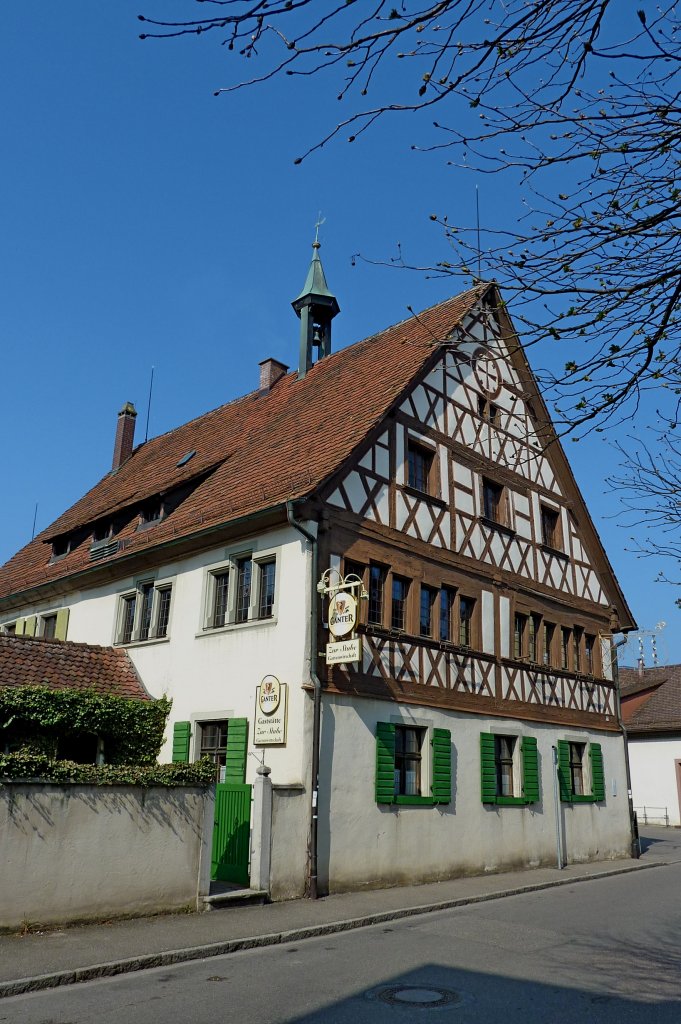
[{"xmin": 212, "ymin": 783, "xmax": 252, "ymax": 886}]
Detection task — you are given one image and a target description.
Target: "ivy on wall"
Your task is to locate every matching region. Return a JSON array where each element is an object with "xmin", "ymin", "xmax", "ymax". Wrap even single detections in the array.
[
  {"xmin": 0, "ymin": 752, "xmax": 217, "ymax": 787},
  {"xmin": 0, "ymin": 686, "xmax": 170, "ymax": 766}
]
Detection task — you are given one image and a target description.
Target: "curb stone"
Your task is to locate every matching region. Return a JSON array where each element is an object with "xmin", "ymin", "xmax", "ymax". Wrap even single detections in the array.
[{"xmin": 0, "ymin": 860, "xmax": 666, "ymax": 999}]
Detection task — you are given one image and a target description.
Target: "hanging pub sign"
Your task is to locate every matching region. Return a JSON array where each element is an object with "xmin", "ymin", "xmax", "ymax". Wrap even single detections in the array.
[
  {"xmin": 328, "ymin": 591, "xmax": 357, "ymax": 637},
  {"xmin": 254, "ymin": 675, "xmax": 288, "ymax": 745},
  {"xmin": 326, "ymin": 636, "xmax": 362, "ymax": 666},
  {"xmin": 325, "ymin": 587, "xmax": 361, "ymax": 665}
]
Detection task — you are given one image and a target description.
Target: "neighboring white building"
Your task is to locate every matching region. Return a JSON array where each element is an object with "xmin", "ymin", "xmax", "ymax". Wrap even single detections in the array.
[
  {"xmin": 620, "ymin": 666, "xmax": 681, "ymax": 827},
  {"xmin": 0, "ymin": 250, "xmax": 637, "ymax": 898}
]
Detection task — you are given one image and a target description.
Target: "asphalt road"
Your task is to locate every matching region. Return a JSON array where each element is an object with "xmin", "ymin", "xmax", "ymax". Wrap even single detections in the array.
[{"xmin": 4, "ymin": 852, "xmax": 680, "ymax": 1023}]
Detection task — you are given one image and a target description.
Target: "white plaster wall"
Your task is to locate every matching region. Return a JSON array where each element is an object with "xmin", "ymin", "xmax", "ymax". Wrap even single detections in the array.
[
  {"xmin": 11, "ymin": 525, "xmax": 312, "ymax": 787},
  {"xmin": 318, "ymin": 695, "xmax": 632, "ymax": 893},
  {"xmin": 0, "ymin": 784, "xmax": 212, "ymax": 929},
  {"xmin": 627, "ymin": 736, "xmax": 681, "ymax": 826},
  {"xmin": 270, "ymin": 784, "xmax": 310, "ymax": 900}
]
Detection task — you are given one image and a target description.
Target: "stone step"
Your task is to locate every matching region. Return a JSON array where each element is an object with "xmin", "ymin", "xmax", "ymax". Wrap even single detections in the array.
[{"xmin": 200, "ymin": 888, "xmax": 269, "ymax": 912}]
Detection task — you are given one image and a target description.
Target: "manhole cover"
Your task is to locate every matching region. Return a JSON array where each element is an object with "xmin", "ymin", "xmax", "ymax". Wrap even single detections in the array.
[{"xmin": 377, "ymin": 985, "xmax": 460, "ymax": 1008}]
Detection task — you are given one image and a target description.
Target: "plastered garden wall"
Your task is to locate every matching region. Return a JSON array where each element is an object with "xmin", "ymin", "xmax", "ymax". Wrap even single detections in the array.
[{"xmin": 0, "ymin": 783, "xmax": 212, "ymax": 930}]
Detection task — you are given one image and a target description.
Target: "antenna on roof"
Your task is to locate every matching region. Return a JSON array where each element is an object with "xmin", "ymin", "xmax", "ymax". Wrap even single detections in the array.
[
  {"xmin": 31, "ymin": 502, "xmax": 38, "ymax": 541},
  {"xmin": 475, "ymin": 185, "xmax": 482, "ymax": 282},
  {"xmin": 144, "ymin": 366, "xmax": 155, "ymax": 444}
]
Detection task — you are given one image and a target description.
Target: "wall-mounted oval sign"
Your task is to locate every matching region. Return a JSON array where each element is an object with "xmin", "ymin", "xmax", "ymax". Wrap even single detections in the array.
[
  {"xmin": 258, "ymin": 675, "xmax": 281, "ymax": 716},
  {"xmin": 328, "ymin": 591, "xmax": 357, "ymax": 638}
]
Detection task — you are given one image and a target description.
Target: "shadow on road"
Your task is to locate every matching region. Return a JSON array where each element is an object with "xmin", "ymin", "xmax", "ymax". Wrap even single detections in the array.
[{"xmin": 288, "ymin": 961, "xmax": 681, "ymax": 1023}]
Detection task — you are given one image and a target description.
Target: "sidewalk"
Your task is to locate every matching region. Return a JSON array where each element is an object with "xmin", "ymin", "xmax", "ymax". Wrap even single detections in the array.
[{"xmin": 1, "ymin": 826, "xmax": 678, "ymax": 998}]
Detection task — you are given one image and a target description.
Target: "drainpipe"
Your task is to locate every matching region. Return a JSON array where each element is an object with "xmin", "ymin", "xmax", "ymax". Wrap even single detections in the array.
[
  {"xmin": 286, "ymin": 500, "xmax": 322, "ymax": 899},
  {"xmin": 611, "ymin": 635, "xmax": 640, "ymax": 858}
]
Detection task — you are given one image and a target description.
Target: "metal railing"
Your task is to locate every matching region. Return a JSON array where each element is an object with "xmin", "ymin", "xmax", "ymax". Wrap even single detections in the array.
[{"xmin": 634, "ymin": 805, "xmax": 670, "ymax": 827}]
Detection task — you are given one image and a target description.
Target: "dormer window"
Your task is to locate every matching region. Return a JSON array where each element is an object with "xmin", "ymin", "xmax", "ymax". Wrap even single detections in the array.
[{"xmin": 139, "ymin": 499, "xmax": 163, "ymax": 529}]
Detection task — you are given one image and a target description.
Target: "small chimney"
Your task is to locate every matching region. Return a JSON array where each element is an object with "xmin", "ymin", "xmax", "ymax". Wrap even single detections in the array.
[
  {"xmin": 112, "ymin": 402, "xmax": 137, "ymax": 472},
  {"xmin": 259, "ymin": 358, "xmax": 289, "ymax": 393}
]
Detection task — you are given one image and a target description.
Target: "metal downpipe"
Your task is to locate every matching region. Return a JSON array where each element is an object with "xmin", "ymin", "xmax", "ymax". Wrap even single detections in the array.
[{"xmin": 286, "ymin": 500, "xmax": 322, "ymax": 899}]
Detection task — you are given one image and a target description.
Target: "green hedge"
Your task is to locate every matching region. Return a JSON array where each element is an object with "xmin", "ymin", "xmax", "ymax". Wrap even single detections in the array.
[
  {"xmin": 0, "ymin": 752, "xmax": 217, "ymax": 787},
  {"xmin": 0, "ymin": 686, "xmax": 170, "ymax": 765}
]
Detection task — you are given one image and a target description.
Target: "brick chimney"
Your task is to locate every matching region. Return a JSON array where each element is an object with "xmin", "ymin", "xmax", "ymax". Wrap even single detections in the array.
[
  {"xmin": 112, "ymin": 402, "xmax": 137, "ymax": 472},
  {"xmin": 259, "ymin": 358, "xmax": 289, "ymax": 393}
]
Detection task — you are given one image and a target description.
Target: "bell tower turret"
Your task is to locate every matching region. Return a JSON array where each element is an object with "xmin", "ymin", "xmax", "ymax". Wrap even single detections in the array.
[{"xmin": 292, "ymin": 239, "xmax": 340, "ymax": 380}]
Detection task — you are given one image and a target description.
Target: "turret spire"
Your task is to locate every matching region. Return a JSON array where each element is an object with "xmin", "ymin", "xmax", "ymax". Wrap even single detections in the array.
[{"xmin": 292, "ymin": 235, "xmax": 340, "ymax": 380}]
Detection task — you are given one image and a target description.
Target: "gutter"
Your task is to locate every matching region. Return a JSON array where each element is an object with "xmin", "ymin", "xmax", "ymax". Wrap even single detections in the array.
[{"xmin": 286, "ymin": 500, "xmax": 322, "ymax": 900}]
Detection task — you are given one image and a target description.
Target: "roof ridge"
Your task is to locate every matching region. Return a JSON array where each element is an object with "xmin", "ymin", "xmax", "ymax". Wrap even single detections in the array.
[{"xmin": 127, "ymin": 285, "xmax": 487, "ymax": 453}]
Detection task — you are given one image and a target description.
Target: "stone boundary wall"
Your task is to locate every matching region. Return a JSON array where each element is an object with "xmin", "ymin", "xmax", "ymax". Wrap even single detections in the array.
[{"xmin": 0, "ymin": 783, "xmax": 213, "ymax": 930}]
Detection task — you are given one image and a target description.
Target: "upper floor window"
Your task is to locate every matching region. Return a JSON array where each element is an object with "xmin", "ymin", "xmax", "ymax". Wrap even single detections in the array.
[
  {"xmin": 211, "ymin": 570, "xmax": 230, "ymax": 629},
  {"xmin": 478, "ymin": 397, "xmax": 500, "ymax": 426},
  {"xmin": 439, "ymin": 587, "xmax": 456, "ymax": 643},
  {"xmin": 543, "ymin": 621, "xmax": 555, "ymax": 666},
  {"xmin": 561, "ymin": 627, "xmax": 571, "ymax": 671},
  {"xmin": 585, "ymin": 634, "xmax": 596, "ymax": 675},
  {"xmin": 514, "ymin": 613, "xmax": 527, "ymax": 659},
  {"xmin": 235, "ymin": 557, "xmax": 252, "ymax": 624},
  {"xmin": 204, "ymin": 551, "xmax": 278, "ymax": 631},
  {"xmin": 391, "ymin": 576, "xmax": 409, "ymax": 631},
  {"xmin": 482, "ymin": 478, "xmax": 508, "ymax": 527},
  {"xmin": 540, "ymin": 505, "xmax": 562, "ymax": 550},
  {"xmin": 41, "ymin": 614, "xmax": 58, "ymax": 640},
  {"xmin": 419, "ymin": 585, "xmax": 436, "ymax": 637},
  {"xmin": 116, "ymin": 579, "xmax": 173, "ymax": 644},
  {"xmin": 407, "ymin": 439, "xmax": 436, "ymax": 495},
  {"xmin": 528, "ymin": 614, "xmax": 539, "ymax": 662},
  {"xmin": 368, "ymin": 564, "xmax": 385, "ymax": 626},
  {"xmin": 459, "ymin": 596, "xmax": 476, "ymax": 647},
  {"xmin": 573, "ymin": 627, "xmax": 583, "ymax": 672}
]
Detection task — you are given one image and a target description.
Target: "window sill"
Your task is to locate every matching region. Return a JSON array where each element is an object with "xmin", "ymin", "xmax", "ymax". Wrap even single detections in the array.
[
  {"xmin": 484, "ymin": 796, "xmax": 532, "ymax": 807},
  {"xmin": 479, "ymin": 517, "xmax": 516, "ymax": 537},
  {"xmin": 402, "ymin": 485, "xmax": 448, "ymax": 510},
  {"xmin": 540, "ymin": 543, "xmax": 569, "ymax": 561},
  {"xmin": 566, "ymin": 794, "xmax": 600, "ymax": 804},
  {"xmin": 115, "ymin": 636, "xmax": 171, "ymax": 649},
  {"xmin": 196, "ymin": 616, "xmax": 277, "ymax": 639},
  {"xmin": 394, "ymin": 795, "xmax": 434, "ymax": 807}
]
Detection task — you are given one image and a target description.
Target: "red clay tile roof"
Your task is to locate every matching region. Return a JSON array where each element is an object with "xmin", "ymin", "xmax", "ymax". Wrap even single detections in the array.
[
  {"xmin": 0, "ymin": 634, "xmax": 150, "ymax": 700},
  {"xmin": 620, "ymin": 665, "xmax": 681, "ymax": 733},
  {"xmin": 0, "ymin": 286, "xmax": 484, "ymax": 601}
]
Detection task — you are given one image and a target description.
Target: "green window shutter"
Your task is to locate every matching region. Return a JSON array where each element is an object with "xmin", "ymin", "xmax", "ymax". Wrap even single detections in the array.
[
  {"xmin": 557, "ymin": 740, "xmax": 572, "ymax": 802},
  {"xmin": 431, "ymin": 728, "xmax": 451, "ymax": 804},
  {"xmin": 590, "ymin": 742, "xmax": 605, "ymax": 801},
  {"xmin": 171, "ymin": 721, "xmax": 192, "ymax": 763},
  {"xmin": 14, "ymin": 618, "xmax": 25, "ymax": 636},
  {"xmin": 375, "ymin": 721, "xmax": 396, "ymax": 804},
  {"xmin": 55, "ymin": 608, "xmax": 70, "ymax": 641},
  {"xmin": 224, "ymin": 718, "xmax": 249, "ymax": 784},
  {"xmin": 24, "ymin": 615, "xmax": 37, "ymax": 637},
  {"xmin": 480, "ymin": 732, "xmax": 497, "ymax": 804},
  {"xmin": 521, "ymin": 736, "xmax": 539, "ymax": 804}
]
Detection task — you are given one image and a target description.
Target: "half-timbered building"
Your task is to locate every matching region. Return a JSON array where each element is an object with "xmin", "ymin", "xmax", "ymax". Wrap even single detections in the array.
[{"xmin": 0, "ymin": 244, "xmax": 636, "ymax": 897}]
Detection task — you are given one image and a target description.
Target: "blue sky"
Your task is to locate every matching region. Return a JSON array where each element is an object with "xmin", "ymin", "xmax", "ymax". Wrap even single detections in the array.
[{"xmin": 1, "ymin": 4, "xmax": 676, "ymax": 666}]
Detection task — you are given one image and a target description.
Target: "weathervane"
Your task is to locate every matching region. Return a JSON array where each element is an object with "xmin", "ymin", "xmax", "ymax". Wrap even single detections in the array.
[{"xmin": 314, "ymin": 212, "xmax": 326, "ymax": 246}]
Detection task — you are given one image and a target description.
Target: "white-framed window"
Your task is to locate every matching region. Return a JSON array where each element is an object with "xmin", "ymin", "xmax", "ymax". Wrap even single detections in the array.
[
  {"xmin": 114, "ymin": 576, "xmax": 174, "ymax": 644},
  {"xmin": 202, "ymin": 548, "xmax": 279, "ymax": 631}
]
